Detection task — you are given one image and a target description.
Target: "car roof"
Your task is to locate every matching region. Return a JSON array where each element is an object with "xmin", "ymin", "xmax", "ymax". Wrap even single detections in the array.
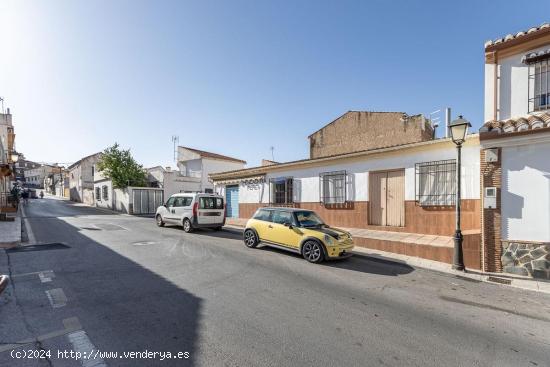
[{"xmin": 170, "ymin": 193, "xmax": 222, "ymax": 197}]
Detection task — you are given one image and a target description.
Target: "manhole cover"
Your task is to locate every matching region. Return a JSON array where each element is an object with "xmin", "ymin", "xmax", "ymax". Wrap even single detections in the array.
[
  {"xmin": 7, "ymin": 243, "xmax": 70, "ymax": 253},
  {"xmin": 131, "ymin": 241, "xmax": 156, "ymax": 246}
]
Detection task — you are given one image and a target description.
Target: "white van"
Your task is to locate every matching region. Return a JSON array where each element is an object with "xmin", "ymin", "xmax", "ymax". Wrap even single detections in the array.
[{"xmin": 155, "ymin": 193, "xmax": 225, "ymax": 232}]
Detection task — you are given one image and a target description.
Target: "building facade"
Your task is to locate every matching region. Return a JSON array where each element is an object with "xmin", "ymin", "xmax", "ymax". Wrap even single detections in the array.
[
  {"xmin": 24, "ymin": 165, "xmax": 56, "ymax": 189},
  {"xmin": 0, "ymin": 108, "xmax": 16, "ymax": 211},
  {"xmin": 480, "ymin": 23, "xmax": 550, "ymax": 279},
  {"xmin": 212, "ymin": 112, "xmax": 481, "ymax": 269},
  {"xmin": 68, "ymin": 152, "xmax": 102, "ymax": 205}
]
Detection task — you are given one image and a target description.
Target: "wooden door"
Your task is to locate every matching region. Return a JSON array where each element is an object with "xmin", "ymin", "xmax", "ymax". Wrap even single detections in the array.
[
  {"xmin": 369, "ymin": 170, "xmax": 405, "ymax": 227},
  {"xmin": 386, "ymin": 170, "xmax": 405, "ymax": 226},
  {"xmin": 369, "ymin": 172, "xmax": 387, "ymax": 226}
]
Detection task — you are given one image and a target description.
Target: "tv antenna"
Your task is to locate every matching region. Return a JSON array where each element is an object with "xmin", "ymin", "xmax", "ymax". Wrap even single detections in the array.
[
  {"xmin": 270, "ymin": 146, "xmax": 275, "ymax": 161},
  {"xmin": 171, "ymin": 135, "xmax": 179, "ymax": 162}
]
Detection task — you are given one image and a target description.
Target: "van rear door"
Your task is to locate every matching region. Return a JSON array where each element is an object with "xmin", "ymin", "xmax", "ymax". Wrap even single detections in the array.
[{"xmin": 197, "ymin": 196, "xmax": 224, "ymax": 225}]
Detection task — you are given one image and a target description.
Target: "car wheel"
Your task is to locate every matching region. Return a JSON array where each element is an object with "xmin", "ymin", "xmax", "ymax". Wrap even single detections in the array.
[
  {"xmin": 214, "ymin": 226, "xmax": 223, "ymax": 231},
  {"xmin": 302, "ymin": 240, "xmax": 324, "ymax": 263},
  {"xmin": 156, "ymin": 214, "xmax": 165, "ymax": 227},
  {"xmin": 243, "ymin": 229, "xmax": 258, "ymax": 248},
  {"xmin": 182, "ymin": 218, "xmax": 193, "ymax": 233}
]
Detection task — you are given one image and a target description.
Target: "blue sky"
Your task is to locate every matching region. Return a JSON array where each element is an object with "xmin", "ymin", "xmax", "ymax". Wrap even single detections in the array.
[{"xmin": 1, "ymin": 1, "xmax": 549, "ymax": 168}]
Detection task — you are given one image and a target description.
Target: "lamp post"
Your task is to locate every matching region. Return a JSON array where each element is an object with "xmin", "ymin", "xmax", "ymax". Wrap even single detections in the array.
[
  {"xmin": 10, "ymin": 151, "xmax": 19, "ymax": 183},
  {"xmin": 449, "ymin": 116, "xmax": 471, "ymax": 271}
]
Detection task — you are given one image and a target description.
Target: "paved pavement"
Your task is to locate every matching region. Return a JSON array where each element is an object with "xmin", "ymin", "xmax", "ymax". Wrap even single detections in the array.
[{"xmin": 1, "ymin": 196, "xmax": 550, "ymax": 366}]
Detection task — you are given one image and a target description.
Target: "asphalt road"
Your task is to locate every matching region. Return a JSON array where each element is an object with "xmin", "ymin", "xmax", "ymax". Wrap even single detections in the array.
[{"xmin": 1, "ymin": 196, "xmax": 550, "ymax": 367}]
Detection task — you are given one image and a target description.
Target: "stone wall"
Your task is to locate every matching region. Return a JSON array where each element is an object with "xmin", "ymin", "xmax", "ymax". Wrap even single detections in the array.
[
  {"xmin": 308, "ymin": 112, "xmax": 434, "ymax": 159},
  {"xmin": 501, "ymin": 241, "xmax": 550, "ymax": 279}
]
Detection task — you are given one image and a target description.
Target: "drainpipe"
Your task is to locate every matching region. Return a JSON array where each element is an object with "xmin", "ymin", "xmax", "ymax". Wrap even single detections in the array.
[{"xmin": 493, "ymin": 51, "xmax": 498, "ymax": 121}]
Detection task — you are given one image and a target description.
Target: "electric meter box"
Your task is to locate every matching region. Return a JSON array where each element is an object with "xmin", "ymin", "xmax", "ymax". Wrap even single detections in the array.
[{"xmin": 484, "ymin": 187, "xmax": 497, "ymax": 209}]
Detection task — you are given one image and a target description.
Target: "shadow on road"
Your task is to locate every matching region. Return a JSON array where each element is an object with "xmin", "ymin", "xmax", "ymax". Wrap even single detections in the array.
[{"xmin": 4, "ymin": 212, "xmax": 202, "ymax": 367}]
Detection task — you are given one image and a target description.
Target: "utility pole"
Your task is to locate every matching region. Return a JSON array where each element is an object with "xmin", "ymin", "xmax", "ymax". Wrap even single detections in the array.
[
  {"xmin": 270, "ymin": 146, "xmax": 275, "ymax": 161},
  {"xmin": 171, "ymin": 135, "xmax": 179, "ymax": 162}
]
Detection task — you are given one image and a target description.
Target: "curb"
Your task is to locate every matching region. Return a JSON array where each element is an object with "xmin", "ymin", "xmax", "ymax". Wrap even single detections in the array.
[
  {"xmin": 0, "ymin": 275, "xmax": 9, "ymax": 295},
  {"xmin": 222, "ymin": 225, "xmax": 550, "ymax": 295}
]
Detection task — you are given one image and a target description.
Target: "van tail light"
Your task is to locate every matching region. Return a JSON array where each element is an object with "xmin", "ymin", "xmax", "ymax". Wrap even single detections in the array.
[{"xmin": 193, "ymin": 202, "xmax": 198, "ymax": 217}]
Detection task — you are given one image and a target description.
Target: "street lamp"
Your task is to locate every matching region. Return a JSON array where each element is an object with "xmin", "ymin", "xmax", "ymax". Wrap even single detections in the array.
[
  {"xmin": 449, "ymin": 116, "xmax": 471, "ymax": 271},
  {"xmin": 10, "ymin": 151, "xmax": 19, "ymax": 182}
]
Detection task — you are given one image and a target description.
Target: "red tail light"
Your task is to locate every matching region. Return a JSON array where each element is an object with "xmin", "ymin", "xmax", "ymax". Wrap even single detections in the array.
[{"xmin": 193, "ymin": 202, "xmax": 198, "ymax": 217}]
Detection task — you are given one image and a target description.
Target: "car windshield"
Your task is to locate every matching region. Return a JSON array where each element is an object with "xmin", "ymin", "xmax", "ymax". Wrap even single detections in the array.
[{"xmin": 295, "ymin": 211, "xmax": 325, "ymax": 227}]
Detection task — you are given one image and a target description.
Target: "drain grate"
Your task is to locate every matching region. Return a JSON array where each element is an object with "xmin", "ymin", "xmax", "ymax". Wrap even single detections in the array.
[
  {"xmin": 7, "ymin": 243, "xmax": 70, "ymax": 253},
  {"xmin": 487, "ymin": 276, "xmax": 512, "ymax": 285},
  {"xmin": 94, "ymin": 223, "xmax": 125, "ymax": 231},
  {"xmin": 80, "ymin": 227, "xmax": 101, "ymax": 231}
]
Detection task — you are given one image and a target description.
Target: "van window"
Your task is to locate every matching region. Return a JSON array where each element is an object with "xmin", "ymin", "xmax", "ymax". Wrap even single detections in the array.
[
  {"xmin": 253, "ymin": 209, "xmax": 272, "ymax": 222},
  {"xmin": 199, "ymin": 197, "xmax": 223, "ymax": 209},
  {"xmin": 166, "ymin": 197, "xmax": 176, "ymax": 207},
  {"xmin": 174, "ymin": 197, "xmax": 192, "ymax": 207},
  {"xmin": 272, "ymin": 211, "xmax": 295, "ymax": 225}
]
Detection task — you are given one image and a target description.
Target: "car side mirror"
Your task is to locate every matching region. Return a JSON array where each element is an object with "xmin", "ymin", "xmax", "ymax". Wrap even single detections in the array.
[{"xmin": 284, "ymin": 222, "xmax": 293, "ymax": 229}]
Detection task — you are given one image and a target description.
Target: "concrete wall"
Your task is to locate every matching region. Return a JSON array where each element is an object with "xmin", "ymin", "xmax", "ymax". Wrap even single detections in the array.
[
  {"xmin": 484, "ymin": 44, "xmax": 550, "ymax": 122},
  {"xmin": 309, "ymin": 112, "xmax": 433, "ymax": 159},
  {"xmin": 502, "ymin": 142, "xmax": 550, "ymax": 242},
  {"xmin": 201, "ymin": 158, "xmax": 245, "ymax": 191}
]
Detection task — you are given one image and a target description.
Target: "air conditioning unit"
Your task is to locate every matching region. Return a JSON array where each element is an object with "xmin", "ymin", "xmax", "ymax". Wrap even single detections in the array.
[{"xmin": 484, "ymin": 187, "xmax": 497, "ymax": 209}]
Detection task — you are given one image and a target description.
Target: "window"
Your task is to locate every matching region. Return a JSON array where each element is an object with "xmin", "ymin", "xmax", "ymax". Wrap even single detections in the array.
[
  {"xmin": 253, "ymin": 209, "xmax": 272, "ymax": 222},
  {"xmin": 272, "ymin": 210, "xmax": 295, "ymax": 225},
  {"xmin": 528, "ymin": 57, "xmax": 550, "ymax": 112},
  {"xmin": 95, "ymin": 187, "xmax": 101, "ymax": 200},
  {"xmin": 102, "ymin": 185, "xmax": 108, "ymax": 200},
  {"xmin": 166, "ymin": 197, "xmax": 176, "ymax": 207},
  {"xmin": 269, "ymin": 177, "xmax": 293, "ymax": 204},
  {"xmin": 319, "ymin": 171, "xmax": 346, "ymax": 204},
  {"xmin": 204, "ymin": 188, "xmax": 214, "ymax": 193},
  {"xmin": 415, "ymin": 160, "xmax": 456, "ymax": 206},
  {"xmin": 199, "ymin": 197, "xmax": 224, "ymax": 209},
  {"xmin": 295, "ymin": 211, "xmax": 325, "ymax": 227}
]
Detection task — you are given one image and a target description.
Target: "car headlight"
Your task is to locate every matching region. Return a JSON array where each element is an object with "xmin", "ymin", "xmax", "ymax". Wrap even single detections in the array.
[{"xmin": 324, "ymin": 234, "xmax": 335, "ymax": 245}]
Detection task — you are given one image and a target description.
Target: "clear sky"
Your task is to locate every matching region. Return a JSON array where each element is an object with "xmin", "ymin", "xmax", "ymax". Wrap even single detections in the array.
[{"xmin": 1, "ymin": 1, "xmax": 549, "ymax": 168}]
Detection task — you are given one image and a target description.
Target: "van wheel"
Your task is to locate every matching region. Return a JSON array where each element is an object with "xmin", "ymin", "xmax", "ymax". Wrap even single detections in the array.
[
  {"xmin": 182, "ymin": 218, "xmax": 193, "ymax": 233},
  {"xmin": 156, "ymin": 215, "xmax": 165, "ymax": 227},
  {"xmin": 214, "ymin": 226, "xmax": 223, "ymax": 231},
  {"xmin": 302, "ymin": 240, "xmax": 324, "ymax": 263},
  {"xmin": 244, "ymin": 229, "xmax": 258, "ymax": 248}
]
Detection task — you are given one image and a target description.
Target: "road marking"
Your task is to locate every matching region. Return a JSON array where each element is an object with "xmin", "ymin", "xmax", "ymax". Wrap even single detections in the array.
[
  {"xmin": 0, "ymin": 317, "xmax": 82, "ymax": 353},
  {"xmin": 45, "ymin": 288, "xmax": 67, "ymax": 308},
  {"xmin": 11, "ymin": 270, "xmax": 55, "ymax": 283},
  {"xmin": 68, "ymin": 330, "xmax": 107, "ymax": 367},
  {"xmin": 39, "ymin": 270, "xmax": 55, "ymax": 283},
  {"xmin": 20, "ymin": 205, "xmax": 37, "ymax": 244}
]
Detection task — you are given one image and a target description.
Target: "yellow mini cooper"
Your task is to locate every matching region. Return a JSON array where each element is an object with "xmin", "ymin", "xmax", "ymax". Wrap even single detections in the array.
[{"xmin": 243, "ymin": 208, "xmax": 354, "ymax": 263}]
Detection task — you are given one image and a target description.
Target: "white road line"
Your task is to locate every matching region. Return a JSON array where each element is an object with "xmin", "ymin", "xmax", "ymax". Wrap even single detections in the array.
[
  {"xmin": 45, "ymin": 288, "xmax": 67, "ymax": 308},
  {"xmin": 67, "ymin": 330, "xmax": 107, "ymax": 367},
  {"xmin": 20, "ymin": 205, "xmax": 37, "ymax": 244},
  {"xmin": 39, "ymin": 270, "xmax": 55, "ymax": 283}
]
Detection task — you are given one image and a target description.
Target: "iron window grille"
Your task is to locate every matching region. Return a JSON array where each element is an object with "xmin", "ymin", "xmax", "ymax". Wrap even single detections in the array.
[
  {"xmin": 527, "ymin": 57, "xmax": 550, "ymax": 113},
  {"xmin": 269, "ymin": 177, "xmax": 293, "ymax": 205},
  {"xmin": 319, "ymin": 170, "xmax": 346, "ymax": 204},
  {"xmin": 95, "ymin": 187, "xmax": 101, "ymax": 200},
  {"xmin": 102, "ymin": 185, "xmax": 108, "ymax": 200},
  {"xmin": 415, "ymin": 159, "xmax": 456, "ymax": 206}
]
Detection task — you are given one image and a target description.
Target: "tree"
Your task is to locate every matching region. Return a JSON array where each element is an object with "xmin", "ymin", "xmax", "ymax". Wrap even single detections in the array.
[{"xmin": 96, "ymin": 143, "xmax": 147, "ymax": 189}]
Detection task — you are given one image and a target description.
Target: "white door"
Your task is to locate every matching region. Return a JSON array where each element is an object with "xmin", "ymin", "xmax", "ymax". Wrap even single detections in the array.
[{"xmin": 197, "ymin": 196, "xmax": 224, "ymax": 225}]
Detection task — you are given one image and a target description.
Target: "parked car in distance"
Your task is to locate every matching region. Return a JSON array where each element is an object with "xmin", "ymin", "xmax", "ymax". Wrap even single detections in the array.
[
  {"xmin": 243, "ymin": 208, "xmax": 354, "ymax": 263},
  {"xmin": 155, "ymin": 193, "xmax": 225, "ymax": 232}
]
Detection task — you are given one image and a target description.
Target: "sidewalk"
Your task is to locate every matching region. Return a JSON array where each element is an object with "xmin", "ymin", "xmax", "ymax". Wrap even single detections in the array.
[
  {"xmin": 0, "ymin": 210, "xmax": 21, "ymax": 248},
  {"xmin": 223, "ymin": 219, "xmax": 550, "ymax": 295}
]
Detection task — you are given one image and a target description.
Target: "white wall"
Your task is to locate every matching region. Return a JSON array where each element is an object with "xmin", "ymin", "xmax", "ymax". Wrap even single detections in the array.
[
  {"xmin": 163, "ymin": 172, "xmax": 201, "ymax": 197},
  {"xmin": 232, "ymin": 140, "xmax": 480, "ymax": 204},
  {"xmin": 502, "ymin": 142, "xmax": 550, "ymax": 242},
  {"xmin": 201, "ymin": 158, "xmax": 245, "ymax": 191},
  {"xmin": 485, "ymin": 44, "xmax": 550, "ymax": 122}
]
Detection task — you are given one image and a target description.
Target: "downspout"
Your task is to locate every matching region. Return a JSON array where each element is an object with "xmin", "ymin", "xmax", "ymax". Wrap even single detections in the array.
[{"xmin": 493, "ymin": 51, "xmax": 498, "ymax": 121}]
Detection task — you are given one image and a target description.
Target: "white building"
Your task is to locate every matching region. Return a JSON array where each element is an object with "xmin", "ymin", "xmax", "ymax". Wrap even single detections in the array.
[
  {"xmin": 480, "ymin": 23, "xmax": 550, "ymax": 279},
  {"xmin": 68, "ymin": 152, "xmax": 102, "ymax": 205},
  {"xmin": 24, "ymin": 165, "xmax": 56, "ymax": 189}
]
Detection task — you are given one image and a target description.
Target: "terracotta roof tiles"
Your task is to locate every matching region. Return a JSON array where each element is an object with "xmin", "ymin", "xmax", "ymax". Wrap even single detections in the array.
[
  {"xmin": 480, "ymin": 112, "xmax": 550, "ymax": 134},
  {"xmin": 485, "ymin": 22, "xmax": 550, "ymax": 49}
]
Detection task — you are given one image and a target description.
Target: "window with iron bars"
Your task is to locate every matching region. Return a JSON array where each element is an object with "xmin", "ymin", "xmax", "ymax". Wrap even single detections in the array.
[
  {"xmin": 527, "ymin": 57, "xmax": 550, "ymax": 113},
  {"xmin": 319, "ymin": 170, "xmax": 346, "ymax": 204},
  {"xmin": 95, "ymin": 187, "xmax": 101, "ymax": 200},
  {"xmin": 102, "ymin": 185, "xmax": 109, "ymax": 201},
  {"xmin": 269, "ymin": 177, "xmax": 293, "ymax": 204},
  {"xmin": 415, "ymin": 159, "xmax": 456, "ymax": 206}
]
